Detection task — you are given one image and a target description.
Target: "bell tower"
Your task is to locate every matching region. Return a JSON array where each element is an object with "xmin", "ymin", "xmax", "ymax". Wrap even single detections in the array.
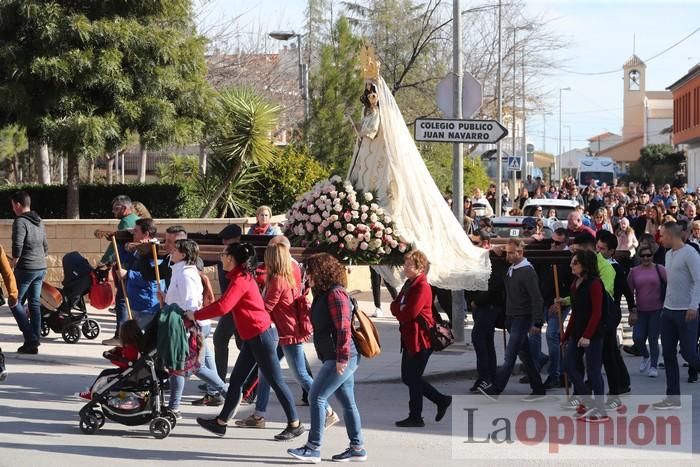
[{"xmin": 622, "ymin": 54, "xmax": 646, "ymax": 140}]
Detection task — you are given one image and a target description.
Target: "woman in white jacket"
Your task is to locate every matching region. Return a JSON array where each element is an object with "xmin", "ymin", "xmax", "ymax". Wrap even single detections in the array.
[{"xmin": 166, "ymin": 240, "xmax": 228, "ymax": 417}]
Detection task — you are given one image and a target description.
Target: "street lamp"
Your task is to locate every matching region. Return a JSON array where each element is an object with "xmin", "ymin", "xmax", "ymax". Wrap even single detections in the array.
[
  {"xmin": 269, "ymin": 30, "xmax": 309, "ymax": 125},
  {"xmin": 508, "ymin": 24, "xmax": 534, "ymax": 193},
  {"xmin": 557, "ymin": 86, "xmax": 571, "ymax": 181}
]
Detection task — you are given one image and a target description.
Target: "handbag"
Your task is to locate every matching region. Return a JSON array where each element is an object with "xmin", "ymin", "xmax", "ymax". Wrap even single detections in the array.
[{"xmin": 418, "ymin": 315, "xmax": 454, "ymax": 351}]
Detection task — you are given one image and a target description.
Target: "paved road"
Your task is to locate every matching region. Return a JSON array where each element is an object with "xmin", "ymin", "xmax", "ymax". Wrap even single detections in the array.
[{"xmin": 1, "ymin": 303, "xmax": 700, "ymax": 466}]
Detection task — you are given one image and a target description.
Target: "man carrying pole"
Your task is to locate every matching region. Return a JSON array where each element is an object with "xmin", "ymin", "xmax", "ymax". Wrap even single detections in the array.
[{"xmin": 100, "ymin": 195, "xmax": 139, "ymax": 346}]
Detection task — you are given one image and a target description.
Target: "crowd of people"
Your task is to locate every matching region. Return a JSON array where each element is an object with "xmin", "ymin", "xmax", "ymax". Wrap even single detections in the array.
[
  {"xmin": 2, "ymin": 178, "xmax": 700, "ymax": 453},
  {"xmin": 0, "ymin": 192, "xmax": 459, "ymax": 463}
]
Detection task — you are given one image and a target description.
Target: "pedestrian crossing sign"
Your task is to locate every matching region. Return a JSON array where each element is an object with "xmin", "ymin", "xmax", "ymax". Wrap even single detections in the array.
[{"xmin": 507, "ymin": 156, "xmax": 521, "ymax": 171}]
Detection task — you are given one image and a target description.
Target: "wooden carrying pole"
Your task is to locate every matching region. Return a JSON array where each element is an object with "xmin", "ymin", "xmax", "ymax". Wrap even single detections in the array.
[
  {"xmin": 553, "ymin": 264, "xmax": 569, "ymax": 396},
  {"xmin": 151, "ymin": 242, "xmax": 163, "ymax": 309},
  {"xmin": 111, "ymin": 235, "xmax": 132, "ymax": 320}
]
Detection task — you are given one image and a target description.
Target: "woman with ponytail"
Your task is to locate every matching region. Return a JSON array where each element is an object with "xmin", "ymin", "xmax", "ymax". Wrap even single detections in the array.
[{"xmin": 187, "ymin": 243, "xmax": 304, "ymax": 441}]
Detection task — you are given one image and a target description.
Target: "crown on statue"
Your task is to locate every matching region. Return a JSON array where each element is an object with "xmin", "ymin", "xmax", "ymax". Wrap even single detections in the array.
[{"xmin": 360, "ymin": 43, "xmax": 381, "ymax": 82}]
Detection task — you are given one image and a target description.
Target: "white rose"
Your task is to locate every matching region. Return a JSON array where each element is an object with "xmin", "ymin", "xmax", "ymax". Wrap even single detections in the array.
[
  {"xmin": 347, "ymin": 224, "xmax": 356, "ymax": 232},
  {"xmin": 330, "ymin": 214, "xmax": 339, "ymax": 221},
  {"xmin": 369, "ymin": 214, "xmax": 378, "ymax": 223},
  {"xmin": 364, "ymin": 192, "xmax": 374, "ymax": 201},
  {"xmin": 330, "ymin": 191, "xmax": 338, "ymax": 198},
  {"xmin": 333, "ymin": 204, "xmax": 343, "ymax": 212},
  {"xmin": 339, "ymin": 192, "xmax": 347, "ymax": 199},
  {"xmin": 344, "ymin": 234, "xmax": 354, "ymax": 243},
  {"xmin": 384, "ymin": 216, "xmax": 391, "ymax": 224},
  {"xmin": 339, "ymin": 230, "xmax": 346, "ymax": 237},
  {"xmin": 351, "ymin": 202, "xmax": 360, "ymax": 210},
  {"xmin": 377, "ymin": 208, "xmax": 384, "ymax": 215},
  {"xmin": 307, "ymin": 205, "xmax": 316, "ymax": 214},
  {"xmin": 334, "ymin": 221, "xmax": 342, "ymax": 229},
  {"xmin": 378, "ymin": 247, "xmax": 385, "ymax": 255},
  {"xmin": 351, "ymin": 210, "xmax": 359, "ymax": 219},
  {"xmin": 361, "ymin": 213, "xmax": 368, "ymax": 222},
  {"xmin": 321, "ymin": 210, "xmax": 330, "ymax": 219}
]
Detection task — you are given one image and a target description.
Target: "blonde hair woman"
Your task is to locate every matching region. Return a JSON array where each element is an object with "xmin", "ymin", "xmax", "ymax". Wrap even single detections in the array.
[
  {"xmin": 592, "ymin": 207, "xmax": 613, "ymax": 233},
  {"xmin": 132, "ymin": 201, "xmax": 152, "ymax": 219},
  {"xmin": 248, "ymin": 205, "xmax": 281, "ymax": 235},
  {"xmin": 237, "ymin": 244, "xmax": 338, "ymax": 429},
  {"xmin": 615, "ymin": 217, "xmax": 639, "ymax": 257}
]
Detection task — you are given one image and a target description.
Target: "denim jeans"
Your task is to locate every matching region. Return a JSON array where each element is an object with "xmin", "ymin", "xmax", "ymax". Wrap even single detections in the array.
[
  {"xmin": 660, "ymin": 308, "xmax": 700, "ymax": 397},
  {"xmin": 564, "ymin": 336, "xmax": 605, "ymax": 410},
  {"xmin": 168, "ymin": 374, "xmax": 185, "ymax": 411},
  {"xmin": 253, "ymin": 344, "xmax": 285, "ymax": 416},
  {"xmin": 113, "ymin": 286, "xmax": 128, "ymax": 337},
  {"xmin": 633, "ymin": 310, "xmax": 661, "ymax": 368},
  {"xmin": 218, "ymin": 327, "xmax": 298, "ymax": 424},
  {"xmin": 134, "ymin": 310, "xmax": 157, "ymax": 330},
  {"xmin": 306, "ymin": 350, "xmax": 363, "ymax": 451},
  {"xmin": 11, "ymin": 268, "xmax": 46, "ymax": 346},
  {"xmin": 401, "ymin": 349, "xmax": 446, "ymax": 419},
  {"xmin": 255, "ymin": 343, "xmax": 322, "ymax": 417},
  {"xmin": 546, "ymin": 307, "xmax": 570, "ymax": 379},
  {"xmin": 471, "ymin": 305, "xmax": 499, "ymax": 383},
  {"xmin": 494, "ymin": 316, "xmax": 545, "ymax": 393}
]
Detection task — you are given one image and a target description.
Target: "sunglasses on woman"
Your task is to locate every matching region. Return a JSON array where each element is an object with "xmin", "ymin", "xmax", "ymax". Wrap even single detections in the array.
[{"xmin": 639, "ymin": 254, "xmax": 652, "ymax": 258}]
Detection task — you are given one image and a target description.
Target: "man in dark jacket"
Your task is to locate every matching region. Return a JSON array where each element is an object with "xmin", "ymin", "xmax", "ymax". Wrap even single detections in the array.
[
  {"xmin": 10, "ymin": 191, "xmax": 48, "ymax": 354},
  {"xmin": 468, "ymin": 238, "xmax": 506, "ymax": 392},
  {"xmin": 596, "ymin": 231, "xmax": 635, "ymax": 408},
  {"xmin": 531, "ymin": 228, "xmax": 572, "ymax": 389},
  {"xmin": 478, "ymin": 239, "xmax": 546, "ymax": 401}
]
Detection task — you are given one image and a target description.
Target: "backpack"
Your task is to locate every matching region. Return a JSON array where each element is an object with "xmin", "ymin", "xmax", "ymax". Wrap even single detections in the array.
[
  {"xmin": 349, "ymin": 296, "xmax": 381, "ymax": 358},
  {"xmin": 89, "ymin": 270, "xmax": 115, "ymax": 310},
  {"xmin": 293, "ymin": 287, "xmax": 313, "ymax": 339}
]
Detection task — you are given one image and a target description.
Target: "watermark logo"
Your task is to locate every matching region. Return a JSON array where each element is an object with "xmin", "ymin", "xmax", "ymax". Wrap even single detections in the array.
[{"xmin": 451, "ymin": 395, "xmax": 692, "ymax": 459}]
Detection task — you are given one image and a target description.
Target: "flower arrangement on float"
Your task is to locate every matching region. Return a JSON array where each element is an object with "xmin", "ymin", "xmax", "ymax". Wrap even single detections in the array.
[{"xmin": 285, "ymin": 176, "xmax": 410, "ymax": 265}]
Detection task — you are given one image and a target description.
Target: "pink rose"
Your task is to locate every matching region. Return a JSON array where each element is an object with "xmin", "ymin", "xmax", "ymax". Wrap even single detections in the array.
[{"xmin": 360, "ymin": 242, "xmax": 369, "ymax": 251}]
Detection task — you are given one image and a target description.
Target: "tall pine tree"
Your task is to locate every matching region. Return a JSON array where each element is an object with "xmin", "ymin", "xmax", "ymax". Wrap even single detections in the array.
[
  {"xmin": 0, "ymin": 0, "xmax": 212, "ymax": 217},
  {"xmin": 307, "ymin": 16, "xmax": 362, "ymax": 174}
]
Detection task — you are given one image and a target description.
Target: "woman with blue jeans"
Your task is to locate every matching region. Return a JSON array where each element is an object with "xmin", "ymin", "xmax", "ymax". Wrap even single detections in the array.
[
  {"xmin": 561, "ymin": 250, "xmax": 607, "ymax": 422},
  {"xmin": 190, "ymin": 243, "xmax": 304, "ymax": 442},
  {"xmin": 627, "ymin": 246, "xmax": 666, "ymax": 378},
  {"xmin": 163, "ymin": 240, "xmax": 228, "ymax": 416},
  {"xmin": 237, "ymin": 243, "xmax": 338, "ymax": 429},
  {"xmin": 288, "ymin": 253, "xmax": 366, "ymax": 463}
]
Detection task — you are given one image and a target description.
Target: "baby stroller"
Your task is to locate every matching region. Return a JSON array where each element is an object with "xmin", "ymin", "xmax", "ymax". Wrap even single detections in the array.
[
  {"xmin": 78, "ymin": 306, "xmax": 202, "ymax": 439},
  {"xmin": 40, "ymin": 252, "xmax": 103, "ymax": 344}
]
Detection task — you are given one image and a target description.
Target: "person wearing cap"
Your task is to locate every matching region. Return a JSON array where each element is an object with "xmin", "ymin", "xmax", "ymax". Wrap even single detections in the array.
[{"xmin": 101, "ymin": 195, "xmax": 140, "ymax": 346}]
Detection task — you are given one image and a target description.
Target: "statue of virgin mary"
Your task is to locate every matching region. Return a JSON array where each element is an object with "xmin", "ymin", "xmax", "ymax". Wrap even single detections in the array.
[{"xmin": 348, "ymin": 45, "xmax": 490, "ymax": 291}]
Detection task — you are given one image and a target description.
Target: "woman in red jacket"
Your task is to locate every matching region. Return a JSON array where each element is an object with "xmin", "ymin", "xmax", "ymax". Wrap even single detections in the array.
[
  {"xmin": 391, "ymin": 250, "xmax": 452, "ymax": 428},
  {"xmin": 236, "ymin": 243, "xmax": 338, "ymax": 429},
  {"xmin": 560, "ymin": 249, "xmax": 608, "ymax": 422},
  {"xmin": 187, "ymin": 243, "xmax": 304, "ymax": 441}
]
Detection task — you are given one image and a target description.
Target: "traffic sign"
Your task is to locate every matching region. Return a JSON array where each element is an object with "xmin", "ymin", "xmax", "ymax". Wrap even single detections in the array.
[
  {"xmin": 507, "ymin": 156, "xmax": 521, "ymax": 171},
  {"xmin": 414, "ymin": 118, "xmax": 508, "ymax": 144},
  {"xmin": 436, "ymin": 72, "xmax": 483, "ymax": 118}
]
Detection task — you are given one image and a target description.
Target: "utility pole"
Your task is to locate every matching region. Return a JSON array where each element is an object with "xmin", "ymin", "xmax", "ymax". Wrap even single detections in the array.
[
  {"xmin": 451, "ymin": 0, "xmax": 466, "ymax": 345},
  {"xmin": 496, "ymin": 0, "xmax": 503, "ymax": 215},
  {"xmin": 511, "ymin": 27, "xmax": 518, "ymax": 196},
  {"xmin": 521, "ymin": 38, "xmax": 527, "ymax": 179}
]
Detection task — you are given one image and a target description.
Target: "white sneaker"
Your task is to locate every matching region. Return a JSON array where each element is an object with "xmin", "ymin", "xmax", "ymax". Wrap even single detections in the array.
[
  {"xmin": 372, "ymin": 308, "xmax": 384, "ymax": 318},
  {"xmin": 648, "ymin": 367, "xmax": 658, "ymax": 378},
  {"xmin": 639, "ymin": 357, "xmax": 650, "ymax": 374}
]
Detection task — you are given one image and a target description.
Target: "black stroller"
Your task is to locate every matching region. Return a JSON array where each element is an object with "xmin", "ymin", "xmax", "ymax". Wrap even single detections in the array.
[
  {"xmin": 78, "ymin": 313, "xmax": 176, "ymax": 439},
  {"xmin": 40, "ymin": 251, "xmax": 102, "ymax": 344},
  {"xmin": 78, "ymin": 306, "xmax": 200, "ymax": 439}
]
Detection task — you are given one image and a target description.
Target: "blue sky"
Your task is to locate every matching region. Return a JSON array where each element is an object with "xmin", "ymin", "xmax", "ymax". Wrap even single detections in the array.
[{"xmin": 200, "ymin": 0, "xmax": 700, "ymax": 154}]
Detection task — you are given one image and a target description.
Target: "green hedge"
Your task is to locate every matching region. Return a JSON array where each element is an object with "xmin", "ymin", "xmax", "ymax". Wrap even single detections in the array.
[{"xmin": 0, "ymin": 184, "xmax": 200, "ymax": 219}]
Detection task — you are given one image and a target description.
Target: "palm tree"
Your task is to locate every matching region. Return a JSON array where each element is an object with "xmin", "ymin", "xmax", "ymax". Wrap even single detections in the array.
[{"xmin": 199, "ymin": 88, "xmax": 280, "ymax": 218}]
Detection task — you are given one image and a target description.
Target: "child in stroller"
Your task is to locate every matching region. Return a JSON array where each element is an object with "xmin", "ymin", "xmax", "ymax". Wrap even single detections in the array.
[
  {"xmin": 40, "ymin": 251, "xmax": 105, "ymax": 343},
  {"xmin": 78, "ymin": 320, "xmax": 141, "ymax": 400},
  {"xmin": 78, "ymin": 305, "xmax": 199, "ymax": 439}
]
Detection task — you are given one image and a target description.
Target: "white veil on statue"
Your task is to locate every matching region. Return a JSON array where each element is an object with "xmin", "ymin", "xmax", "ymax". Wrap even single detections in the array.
[{"xmin": 348, "ymin": 61, "xmax": 491, "ymax": 291}]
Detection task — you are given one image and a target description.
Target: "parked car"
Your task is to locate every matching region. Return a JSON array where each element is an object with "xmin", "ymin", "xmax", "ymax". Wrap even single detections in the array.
[
  {"xmin": 522, "ymin": 199, "xmax": 578, "ymax": 226},
  {"xmin": 490, "ymin": 216, "xmax": 555, "ymax": 239}
]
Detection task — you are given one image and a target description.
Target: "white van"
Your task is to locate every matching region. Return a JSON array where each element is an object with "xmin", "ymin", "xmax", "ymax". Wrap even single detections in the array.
[{"xmin": 578, "ymin": 156, "xmax": 617, "ymax": 187}]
